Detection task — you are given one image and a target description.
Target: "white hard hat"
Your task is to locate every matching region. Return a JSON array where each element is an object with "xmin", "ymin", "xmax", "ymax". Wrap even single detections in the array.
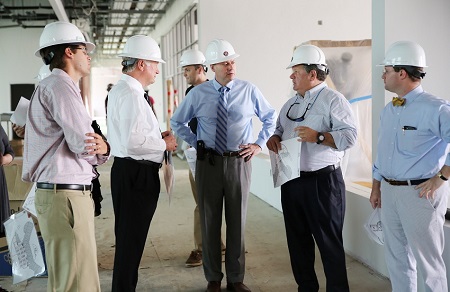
[
  {"xmin": 35, "ymin": 21, "xmax": 95, "ymax": 57},
  {"xmin": 179, "ymin": 49, "xmax": 206, "ymax": 67},
  {"xmin": 118, "ymin": 35, "xmax": 165, "ymax": 63},
  {"xmin": 378, "ymin": 41, "xmax": 427, "ymax": 67},
  {"xmin": 35, "ymin": 65, "xmax": 51, "ymax": 81},
  {"xmin": 205, "ymin": 39, "xmax": 240, "ymax": 65},
  {"xmin": 287, "ymin": 44, "xmax": 327, "ymax": 70}
]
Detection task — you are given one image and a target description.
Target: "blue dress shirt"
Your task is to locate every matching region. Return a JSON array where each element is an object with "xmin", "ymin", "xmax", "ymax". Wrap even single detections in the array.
[
  {"xmin": 171, "ymin": 79, "xmax": 276, "ymax": 151},
  {"xmin": 373, "ymin": 85, "xmax": 450, "ymax": 181}
]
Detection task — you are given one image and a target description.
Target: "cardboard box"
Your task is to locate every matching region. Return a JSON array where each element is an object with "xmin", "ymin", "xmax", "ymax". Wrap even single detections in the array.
[{"xmin": 4, "ymin": 158, "xmax": 34, "ymax": 201}]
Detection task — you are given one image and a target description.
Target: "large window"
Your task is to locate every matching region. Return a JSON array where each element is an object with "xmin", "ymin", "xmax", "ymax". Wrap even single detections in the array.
[{"xmin": 161, "ymin": 5, "xmax": 199, "ymax": 120}]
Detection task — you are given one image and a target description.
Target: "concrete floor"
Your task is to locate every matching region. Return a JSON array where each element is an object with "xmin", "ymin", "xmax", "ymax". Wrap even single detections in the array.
[{"xmin": 0, "ymin": 156, "xmax": 391, "ymax": 291}]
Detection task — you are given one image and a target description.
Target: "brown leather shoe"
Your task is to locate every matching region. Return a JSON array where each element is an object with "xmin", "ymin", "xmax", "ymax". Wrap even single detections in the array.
[
  {"xmin": 226, "ymin": 282, "xmax": 251, "ymax": 292},
  {"xmin": 206, "ymin": 281, "xmax": 221, "ymax": 292}
]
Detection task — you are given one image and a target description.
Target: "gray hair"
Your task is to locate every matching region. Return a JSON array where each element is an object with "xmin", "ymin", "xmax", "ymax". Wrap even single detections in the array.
[{"xmin": 121, "ymin": 57, "xmax": 138, "ymax": 73}]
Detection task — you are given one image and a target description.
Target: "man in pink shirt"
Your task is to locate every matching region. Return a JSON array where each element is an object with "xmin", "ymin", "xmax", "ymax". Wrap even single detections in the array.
[{"xmin": 23, "ymin": 21, "xmax": 109, "ymax": 292}]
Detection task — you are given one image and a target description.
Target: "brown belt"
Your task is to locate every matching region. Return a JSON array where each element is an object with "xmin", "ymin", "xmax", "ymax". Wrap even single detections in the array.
[{"xmin": 383, "ymin": 177, "xmax": 428, "ymax": 186}]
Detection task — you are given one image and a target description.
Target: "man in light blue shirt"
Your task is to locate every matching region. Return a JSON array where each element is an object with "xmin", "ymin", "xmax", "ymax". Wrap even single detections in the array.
[
  {"xmin": 171, "ymin": 39, "xmax": 276, "ymax": 292},
  {"xmin": 370, "ymin": 41, "xmax": 450, "ymax": 292},
  {"xmin": 267, "ymin": 44, "xmax": 356, "ymax": 292}
]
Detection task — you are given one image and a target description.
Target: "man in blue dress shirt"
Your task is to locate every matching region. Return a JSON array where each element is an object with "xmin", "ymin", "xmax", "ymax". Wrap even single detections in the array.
[
  {"xmin": 171, "ymin": 39, "xmax": 276, "ymax": 292},
  {"xmin": 370, "ymin": 41, "xmax": 450, "ymax": 292},
  {"xmin": 267, "ymin": 44, "xmax": 356, "ymax": 292}
]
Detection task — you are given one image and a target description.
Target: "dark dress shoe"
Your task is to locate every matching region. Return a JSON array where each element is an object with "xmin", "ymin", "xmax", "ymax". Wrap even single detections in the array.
[
  {"xmin": 206, "ymin": 281, "xmax": 221, "ymax": 292},
  {"xmin": 226, "ymin": 282, "xmax": 251, "ymax": 292}
]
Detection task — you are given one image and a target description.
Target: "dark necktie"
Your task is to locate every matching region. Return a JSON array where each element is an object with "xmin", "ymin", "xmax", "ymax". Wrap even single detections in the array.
[
  {"xmin": 215, "ymin": 86, "xmax": 229, "ymax": 154},
  {"xmin": 392, "ymin": 96, "xmax": 406, "ymax": 107},
  {"xmin": 144, "ymin": 92, "xmax": 151, "ymax": 106}
]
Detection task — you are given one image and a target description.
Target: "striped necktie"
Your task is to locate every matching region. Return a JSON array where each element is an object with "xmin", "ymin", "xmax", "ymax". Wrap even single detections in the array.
[{"xmin": 215, "ymin": 86, "xmax": 229, "ymax": 154}]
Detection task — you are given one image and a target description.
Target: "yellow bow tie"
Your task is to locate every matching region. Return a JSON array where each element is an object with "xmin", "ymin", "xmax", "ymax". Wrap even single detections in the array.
[{"xmin": 392, "ymin": 97, "xmax": 406, "ymax": 107}]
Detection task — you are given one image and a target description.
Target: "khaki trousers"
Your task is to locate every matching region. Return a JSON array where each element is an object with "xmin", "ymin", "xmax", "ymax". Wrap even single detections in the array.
[{"xmin": 35, "ymin": 188, "xmax": 100, "ymax": 292}]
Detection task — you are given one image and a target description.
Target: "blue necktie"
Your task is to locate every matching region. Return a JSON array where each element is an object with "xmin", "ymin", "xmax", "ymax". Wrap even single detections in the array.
[{"xmin": 216, "ymin": 86, "xmax": 229, "ymax": 154}]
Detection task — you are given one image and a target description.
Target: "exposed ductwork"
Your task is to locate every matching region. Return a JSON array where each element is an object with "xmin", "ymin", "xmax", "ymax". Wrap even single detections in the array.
[{"xmin": 0, "ymin": 0, "xmax": 175, "ymax": 57}]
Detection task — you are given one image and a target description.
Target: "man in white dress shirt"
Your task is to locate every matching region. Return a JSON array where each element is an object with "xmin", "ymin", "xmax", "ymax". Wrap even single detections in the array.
[{"xmin": 107, "ymin": 35, "xmax": 177, "ymax": 292}]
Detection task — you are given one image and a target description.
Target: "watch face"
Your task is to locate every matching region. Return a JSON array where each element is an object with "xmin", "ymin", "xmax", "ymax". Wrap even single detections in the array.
[{"xmin": 319, "ymin": 134, "xmax": 325, "ymax": 141}]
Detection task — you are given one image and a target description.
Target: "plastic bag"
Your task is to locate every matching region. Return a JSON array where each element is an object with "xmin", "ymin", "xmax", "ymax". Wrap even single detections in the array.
[
  {"xmin": 3, "ymin": 210, "xmax": 45, "ymax": 284},
  {"xmin": 364, "ymin": 208, "xmax": 384, "ymax": 245}
]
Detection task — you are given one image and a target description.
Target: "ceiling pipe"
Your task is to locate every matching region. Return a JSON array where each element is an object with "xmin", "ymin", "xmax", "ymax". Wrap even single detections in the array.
[{"xmin": 48, "ymin": 0, "xmax": 69, "ymax": 22}]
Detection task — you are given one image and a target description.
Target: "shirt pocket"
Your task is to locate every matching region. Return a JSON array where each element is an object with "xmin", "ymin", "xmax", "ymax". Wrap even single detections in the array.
[
  {"xmin": 397, "ymin": 129, "xmax": 432, "ymax": 155},
  {"xmin": 303, "ymin": 114, "xmax": 329, "ymax": 131}
]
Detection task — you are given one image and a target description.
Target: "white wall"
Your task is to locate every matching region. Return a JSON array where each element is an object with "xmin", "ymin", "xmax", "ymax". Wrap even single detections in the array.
[
  {"xmin": 0, "ymin": 27, "xmax": 43, "ymax": 114},
  {"xmin": 197, "ymin": 0, "xmax": 372, "ymax": 116}
]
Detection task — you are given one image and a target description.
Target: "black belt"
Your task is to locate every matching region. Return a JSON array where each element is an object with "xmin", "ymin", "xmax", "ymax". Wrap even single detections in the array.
[
  {"xmin": 123, "ymin": 157, "xmax": 162, "ymax": 170},
  {"xmin": 37, "ymin": 183, "xmax": 91, "ymax": 191},
  {"xmin": 300, "ymin": 165, "xmax": 337, "ymax": 177},
  {"xmin": 383, "ymin": 177, "xmax": 429, "ymax": 186},
  {"xmin": 209, "ymin": 149, "xmax": 242, "ymax": 157}
]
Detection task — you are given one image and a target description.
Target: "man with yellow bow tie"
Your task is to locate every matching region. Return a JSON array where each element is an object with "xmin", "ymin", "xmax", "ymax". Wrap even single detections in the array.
[{"xmin": 370, "ymin": 41, "xmax": 450, "ymax": 292}]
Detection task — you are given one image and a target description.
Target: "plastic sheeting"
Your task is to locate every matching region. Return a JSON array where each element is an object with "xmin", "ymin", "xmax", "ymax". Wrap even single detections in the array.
[{"xmin": 309, "ymin": 40, "xmax": 373, "ymax": 184}]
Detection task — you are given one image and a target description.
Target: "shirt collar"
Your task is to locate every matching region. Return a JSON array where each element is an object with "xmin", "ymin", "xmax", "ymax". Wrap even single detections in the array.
[
  {"xmin": 403, "ymin": 85, "xmax": 424, "ymax": 103},
  {"xmin": 299, "ymin": 82, "xmax": 327, "ymax": 100},
  {"xmin": 213, "ymin": 79, "xmax": 235, "ymax": 92},
  {"xmin": 121, "ymin": 74, "xmax": 146, "ymax": 95},
  {"xmin": 51, "ymin": 68, "xmax": 80, "ymax": 90}
]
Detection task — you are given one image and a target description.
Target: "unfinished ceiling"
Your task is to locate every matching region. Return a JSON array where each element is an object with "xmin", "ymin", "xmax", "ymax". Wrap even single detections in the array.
[{"xmin": 0, "ymin": 0, "xmax": 175, "ymax": 58}]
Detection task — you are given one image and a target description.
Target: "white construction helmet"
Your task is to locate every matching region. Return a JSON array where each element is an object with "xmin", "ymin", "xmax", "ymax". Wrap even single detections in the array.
[
  {"xmin": 35, "ymin": 65, "xmax": 51, "ymax": 81},
  {"xmin": 287, "ymin": 44, "xmax": 327, "ymax": 70},
  {"xmin": 118, "ymin": 35, "xmax": 165, "ymax": 63},
  {"xmin": 379, "ymin": 41, "xmax": 427, "ymax": 67},
  {"xmin": 35, "ymin": 21, "xmax": 95, "ymax": 57},
  {"xmin": 205, "ymin": 39, "xmax": 240, "ymax": 65},
  {"xmin": 179, "ymin": 49, "xmax": 206, "ymax": 67}
]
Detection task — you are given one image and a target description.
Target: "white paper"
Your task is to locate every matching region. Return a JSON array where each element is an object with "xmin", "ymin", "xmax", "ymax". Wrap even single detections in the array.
[
  {"xmin": 364, "ymin": 208, "xmax": 384, "ymax": 245},
  {"xmin": 163, "ymin": 151, "xmax": 175, "ymax": 203},
  {"xmin": 269, "ymin": 138, "xmax": 301, "ymax": 188},
  {"xmin": 10, "ymin": 97, "xmax": 30, "ymax": 127},
  {"xmin": 184, "ymin": 147, "xmax": 197, "ymax": 178},
  {"xmin": 3, "ymin": 210, "xmax": 46, "ymax": 284},
  {"xmin": 22, "ymin": 183, "xmax": 37, "ymax": 217}
]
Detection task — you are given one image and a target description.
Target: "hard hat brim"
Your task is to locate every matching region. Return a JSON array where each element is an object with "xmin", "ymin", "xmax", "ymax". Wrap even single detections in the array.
[
  {"xmin": 35, "ymin": 42, "xmax": 96, "ymax": 57},
  {"xmin": 206, "ymin": 53, "xmax": 240, "ymax": 65},
  {"xmin": 117, "ymin": 53, "xmax": 166, "ymax": 64},
  {"xmin": 286, "ymin": 62, "xmax": 328, "ymax": 70}
]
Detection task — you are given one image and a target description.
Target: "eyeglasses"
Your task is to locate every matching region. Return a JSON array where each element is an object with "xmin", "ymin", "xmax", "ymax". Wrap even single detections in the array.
[
  {"xmin": 286, "ymin": 102, "xmax": 312, "ymax": 122},
  {"xmin": 72, "ymin": 46, "xmax": 88, "ymax": 55}
]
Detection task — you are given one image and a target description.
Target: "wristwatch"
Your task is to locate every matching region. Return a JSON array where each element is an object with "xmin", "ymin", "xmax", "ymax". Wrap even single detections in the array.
[
  {"xmin": 437, "ymin": 171, "xmax": 448, "ymax": 181},
  {"xmin": 316, "ymin": 132, "xmax": 325, "ymax": 144}
]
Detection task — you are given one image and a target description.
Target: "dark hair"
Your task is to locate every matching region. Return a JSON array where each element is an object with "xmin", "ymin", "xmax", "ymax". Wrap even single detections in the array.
[
  {"xmin": 40, "ymin": 43, "xmax": 84, "ymax": 71},
  {"xmin": 393, "ymin": 66, "xmax": 426, "ymax": 81},
  {"xmin": 303, "ymin": 64, "xmax": 328, "ymax": 81},
  {"xmin": 194, "ymin": 64, "xmax": 208, "ymax": 73}
]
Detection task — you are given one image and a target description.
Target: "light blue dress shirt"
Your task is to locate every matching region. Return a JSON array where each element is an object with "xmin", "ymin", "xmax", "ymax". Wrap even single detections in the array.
[
  {"xmin": 274, "ymin": 82, "xmax": 357, "ymax": 171},
  {"xmin": 171, "ymin": 79, "xmax": 276, "ymax": 151},
  {"xmin": 373, "ymin": 85, "xmax": 450, "ymax": 181}
]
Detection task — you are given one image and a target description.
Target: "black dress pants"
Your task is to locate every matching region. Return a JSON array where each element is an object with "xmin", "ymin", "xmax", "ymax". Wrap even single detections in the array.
[
  {"xmin": 281, "ymin": 167, "xmax": 349, "ymax": 292},
  {"xmin": 110, "ymin": 157, "xmax": 160, "ymax": 292}
]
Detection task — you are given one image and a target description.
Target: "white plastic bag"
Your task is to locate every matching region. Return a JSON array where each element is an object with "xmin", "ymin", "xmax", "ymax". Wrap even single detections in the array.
[
  {"xmin": 364, "ymin": 208, "xmax": 384, "ymax": 245},
  {"xmin": 3, "ymin": 210, "xmax": 45, "ymax": 284}
]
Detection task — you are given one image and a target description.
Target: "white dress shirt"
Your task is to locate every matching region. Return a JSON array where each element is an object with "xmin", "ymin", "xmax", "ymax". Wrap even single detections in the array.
[{"xmin": 107, "ymin": 74, "xmax": 166, "ymax": 163}]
